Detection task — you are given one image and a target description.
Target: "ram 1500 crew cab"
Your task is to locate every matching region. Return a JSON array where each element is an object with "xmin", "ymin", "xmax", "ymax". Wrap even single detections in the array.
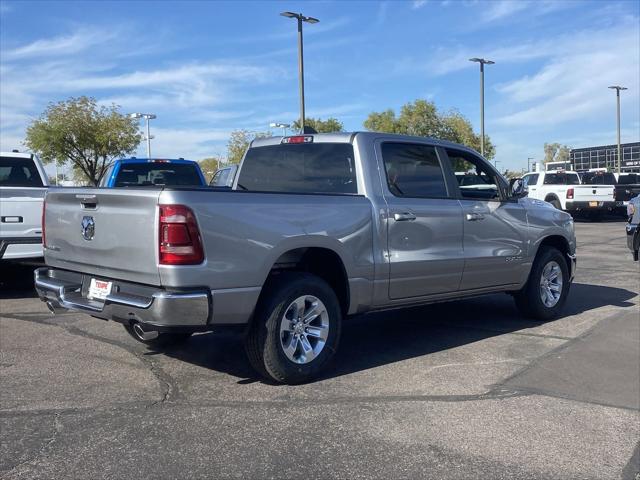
[
  {"xmin": 36, "ymin": 132, "xmax": 577, "ymax": 383},
  {"xmin": 0, "ymin": 151, "xmax": 48, "ymax": 260}
]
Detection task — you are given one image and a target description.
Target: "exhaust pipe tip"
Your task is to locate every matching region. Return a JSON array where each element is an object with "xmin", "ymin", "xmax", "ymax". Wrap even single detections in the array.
[
  {"xmin": 46, "ymin": 301, "xmax": 56, "ymax": 314},
  {"xmin": 132, "ymin": 323, "xmax": 159, "ymax": 341}
]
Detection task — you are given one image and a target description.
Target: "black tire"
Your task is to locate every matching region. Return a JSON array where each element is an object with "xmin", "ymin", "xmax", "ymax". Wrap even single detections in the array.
[
  {"xmin": 244, "ymin": 272, "xmax": 342, "ymax": 384},
  {"xmin": 514, "ymin": 246, "xmax": 570, "ymax": 321},
  {"xmin": 549, "ymin": 199, "xmax": 562, "ymax": 210},
  {"xmin": 123, "ymin": 323, "xmax": 192, "ymax": 347}
]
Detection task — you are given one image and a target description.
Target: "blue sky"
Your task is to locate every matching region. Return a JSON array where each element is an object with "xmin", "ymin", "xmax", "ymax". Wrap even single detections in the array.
[{"xmin": 1, "ymin": 0, "xmax": 639, "ymax": 174}]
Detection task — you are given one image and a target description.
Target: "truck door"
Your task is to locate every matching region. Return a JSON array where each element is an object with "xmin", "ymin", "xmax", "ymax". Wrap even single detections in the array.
[
  {"xmin": 378, "ymin": 141, "xmax": 465, "ymax": 299},
  {"xmin": 443, "ymin": 148, "xmax": 528, "ymax": 290}
]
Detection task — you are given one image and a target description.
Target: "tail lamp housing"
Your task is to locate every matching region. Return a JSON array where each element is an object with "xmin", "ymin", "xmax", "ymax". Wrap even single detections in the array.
[
  {"xmin": 566, "ymin": 188, "xmax": 574, "ymax": 200},
  {"xmin": 158, "ymin": 205, "xmax": 204, "ymax": 265}
]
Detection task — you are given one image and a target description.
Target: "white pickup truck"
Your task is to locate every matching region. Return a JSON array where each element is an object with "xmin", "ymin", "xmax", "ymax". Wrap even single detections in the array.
[
  {"xmin": 521, "ymin": 170, "xmax": 615, "ymax": 218},
  {"xmin": 0, "ymin": 151, "xmax": 48, "ymax": 260}
]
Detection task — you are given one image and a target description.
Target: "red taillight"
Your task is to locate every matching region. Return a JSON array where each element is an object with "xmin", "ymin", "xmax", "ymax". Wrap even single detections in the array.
[
  {"xmin": 158, "ymin": 205, "xmax": 204, "ymax": 265},
  {"xmin": 566, "ymin": 188, "xmax": 574, "ymax": 200},
  {"xmin": 41, "ymin": 198, "xmax": 46, "ymax": 248}
]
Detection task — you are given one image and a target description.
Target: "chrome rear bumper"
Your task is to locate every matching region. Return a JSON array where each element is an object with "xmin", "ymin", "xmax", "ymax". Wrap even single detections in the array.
[{"xmin": 34, "ymin": 267, "xmax": 211, "ymax": 329}]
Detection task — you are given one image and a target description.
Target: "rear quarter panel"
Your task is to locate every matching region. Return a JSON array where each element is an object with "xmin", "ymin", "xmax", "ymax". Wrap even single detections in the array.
[{"xmin": 158, "ymin": 189, "xmax": 375, "ymax": 292}]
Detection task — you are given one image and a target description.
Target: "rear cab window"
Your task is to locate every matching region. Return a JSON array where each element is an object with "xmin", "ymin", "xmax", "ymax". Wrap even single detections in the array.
[
  {"xmin": 618, "ymin": 174, "xmax": 639, "ymax": 185},
  {"xmin": 0, "ymin": 156, "xmax": 44, "ymax": 187},
  {"xmin": 543, "ymin": 173, "xmax": 580, "ymax": 185},
  {"xmin": 114, "ymin": 162, "xmax": 202, "ymax": 187},
  {"xmin": 237, "ymin": 142, "xmax": 357, "ymax": 194},
  {"xmin": 581, "ymin": 172, "xmax": 617, "ymax": 185}
]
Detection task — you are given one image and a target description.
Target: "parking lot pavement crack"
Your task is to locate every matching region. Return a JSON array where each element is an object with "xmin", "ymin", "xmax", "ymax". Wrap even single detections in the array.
[
  {"xmin": 1, "ymin": 314, "xmax": 183, "ymax": 406},
  {"xmin": 2, "ymin": 413, "xmax": 62, "ymax": 476}
]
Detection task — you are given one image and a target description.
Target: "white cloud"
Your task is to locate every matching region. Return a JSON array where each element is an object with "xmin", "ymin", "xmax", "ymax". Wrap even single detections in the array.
[
  {"xmin": 482, "ymin": 0, "xmax": 530, "ymax": 22},
  {"xmin": 1, "ymin": 28, "xmax": 116, "ymax": 60},
  {"xmin": 412, "ymin": 0, "xmax": 428, "ymax": 9}
]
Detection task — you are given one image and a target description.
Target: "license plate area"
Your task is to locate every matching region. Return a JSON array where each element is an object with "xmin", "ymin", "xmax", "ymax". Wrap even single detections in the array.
[
  {"xmin": 589, "ymin": 201, "xmax": 600, "ymax": 207},
  {"xmin": 87, "ymin": 278, "xmax": 112, "ymax": 300}
]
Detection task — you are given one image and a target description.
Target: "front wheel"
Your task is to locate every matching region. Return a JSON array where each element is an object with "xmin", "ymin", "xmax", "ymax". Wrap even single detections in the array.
[
  {"xmin": 244, "ymin": 272, "xmax": 342, "ymax": 384},
  {"xmin": 514, "ymin": 246, "xmax": 570, "ymax": 321}
]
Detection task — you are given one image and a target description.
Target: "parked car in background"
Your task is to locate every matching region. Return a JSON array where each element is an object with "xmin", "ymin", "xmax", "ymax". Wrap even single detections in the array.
[
  {"xmin": 614, "ymin": 173, "xmax": 640, "ymax": 214},
  {"xmin": 626, "ymin": 195, "xmax": 640, "ymax": 261},
  {"xmin": 521, "ymin": 169, "xmax": 615, "ymax": 219},
  {"xmin": 0, "ymin": 151, "xmax": 48, "ymax": 260},
  {"xmin": 36, "ymin": 132, "xmax": 576, "ymax": 384},
  {"xmin": 101, "ymin": 158, "xmax": 207, "ymax": 187},
  {"xmin": 209, "ymin": 165, "xmax": 238, "ymax": 187}
]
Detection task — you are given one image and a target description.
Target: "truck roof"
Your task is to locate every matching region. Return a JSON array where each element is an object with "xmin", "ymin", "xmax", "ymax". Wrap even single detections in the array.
[
  {"xmin": 250, "ymin": 132, "xmax": 484, "ymax": 156},
  {"xmin": 116, "ymin": 157, "xmax": 197, "ymax": 164},
  {"xmin": 0, "ymin": 151, "xmax": 33, "ymax": 159}
]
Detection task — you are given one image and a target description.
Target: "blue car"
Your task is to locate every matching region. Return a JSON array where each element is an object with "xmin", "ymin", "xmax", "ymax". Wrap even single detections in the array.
[{"xmin": 101, "ymin": 158, "xmax": 207, "ymax": 187}]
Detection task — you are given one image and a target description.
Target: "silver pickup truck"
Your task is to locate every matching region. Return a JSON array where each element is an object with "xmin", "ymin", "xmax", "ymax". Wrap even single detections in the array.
[{"xmin": 36, "ymin": 132, "xmax": 577, "ymax": 383}]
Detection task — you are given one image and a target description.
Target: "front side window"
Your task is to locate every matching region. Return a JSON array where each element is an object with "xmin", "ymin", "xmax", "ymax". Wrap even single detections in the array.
[
  {"xmin": 380, "ymin": 143, "xmax": 448, "ymax": 198},
  {"xmin": 522, "ymin": 174, "xmax": 539, "ymax": 187},
  {"xmin": 237, "ymin": 143, "xmax": 357, "ymax": 194},
  {"xmin": 446, "ymin": 149, "xmax": 501, "ymax": 200}
]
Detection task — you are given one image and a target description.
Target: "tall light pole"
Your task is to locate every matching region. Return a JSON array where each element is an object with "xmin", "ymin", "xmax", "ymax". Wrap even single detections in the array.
[
  {"xmin": 608, "ymin": 85, "xmax": 627, "ymax": 173},
  {"xmin": 130, "ymin": 113, "xmax": 157, "ymax": 158},
  {"xmin": 270, "ymin": 122, "xmax": 291, "ymax": 136},
  {"xmin": 469, "ymin": 58, "xmax": 495, "ymax": 157},
  {"xmin": 280, "ymin": 11, "xmax": 319, "ymax": 134}
]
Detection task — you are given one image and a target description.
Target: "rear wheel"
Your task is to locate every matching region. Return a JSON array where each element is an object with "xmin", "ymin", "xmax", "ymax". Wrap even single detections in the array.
[
  {"xmin": 514, "ymin": 246, "xmax": 570, "ymax": 321},
  {"xmin": 123, "ymin": 323, "xmax": 192, "ymax": 347},
  {"xmin": 244, "ymin": 272, "xmax": 342, "ymax": 384},
  {"xmin": 549, "ymin": 199, "xmax": 562, "ymax": 210}
]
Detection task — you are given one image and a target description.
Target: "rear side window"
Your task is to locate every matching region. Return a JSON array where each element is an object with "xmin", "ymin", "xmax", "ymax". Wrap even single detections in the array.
[
  {"xmin": 618, "ymin": 174, "xmax": 639, "ymax": 185},
  {"xmin": 381, "ymin": 143, "xmax": 448, "ymax": 198},
  {"xmin": 114, "ymin": 162, "xmax": 202, "ymax": 187},
  {"xmin": 543, "ymin": 173, "xmax": 580, "ymax": 185},
  {"xmin": 237, "ymin": 143, "xmax": 357, "ymax": 194},
  {"xmin": 0, "ymin": 157, "xmax": 44, "ymax": 187}
]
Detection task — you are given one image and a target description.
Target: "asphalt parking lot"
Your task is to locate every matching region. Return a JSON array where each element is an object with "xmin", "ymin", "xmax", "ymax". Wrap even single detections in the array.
[{"xmin": 1, "ymin": 218, "xmax": 639, "ymax": 479}]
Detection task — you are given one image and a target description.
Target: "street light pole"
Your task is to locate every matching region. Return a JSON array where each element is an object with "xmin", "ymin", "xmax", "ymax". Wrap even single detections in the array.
[
  {"xmin": 130, "ymin": 113, "xmax": 157, "ymax": 158},
  {"xmin": 608, "ymin": 85, "xmax": 627, "ymax": 173},
  {"xmin": 469, "ymin": 58, "xmax": 495, "ymax": 157},
  {"xmin": 281, "ymin": 12, "xmax": 319, "ymax": 134}
]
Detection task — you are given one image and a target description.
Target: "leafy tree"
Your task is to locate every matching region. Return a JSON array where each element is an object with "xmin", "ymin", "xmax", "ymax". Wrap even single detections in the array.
[
  {"xmin": 24, "ymin": 96, "xmax": 142, "ymax": 186},
  {"xmin": 543, "ymin": 143, "xmax": 571, "ymax": 164},
  {"xmin": 364, "ymin": 99, "xmax": 495, "ymax": 160},
  {"xmin": 292, "ymin": 117, "xmax": 344, "ymax": 133},
  {"xmin": 199, "ymin": 156, "xmax": 224, "ymax": 182},
  {"xmin": 226, "ymin": 129, "xmax": 270, "ymax": 165}
]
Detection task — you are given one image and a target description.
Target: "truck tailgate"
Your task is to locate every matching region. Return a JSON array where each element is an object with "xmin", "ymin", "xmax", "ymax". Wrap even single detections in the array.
[
  {"xmin": 0, "ymin": 187, "xmax": 46, "ymax": 239},
  {"xmin": 44, "ymin": 188, "xmax": 162, "ymax": 286},
  {"xmin": 574, "ymin": 185, "xmax": 614, "ymax": 202}
]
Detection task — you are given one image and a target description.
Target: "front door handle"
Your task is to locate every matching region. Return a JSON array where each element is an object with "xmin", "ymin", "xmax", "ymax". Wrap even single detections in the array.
[
  {"xmin": 466, "ymin": 213, "xmax": 485, "ymax": 221},
  {"xmin": 394, "ymin": 212, "xmax": 417, "ymax": 222}
]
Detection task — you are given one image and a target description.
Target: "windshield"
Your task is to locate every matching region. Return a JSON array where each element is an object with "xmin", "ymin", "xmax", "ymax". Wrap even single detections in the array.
[
  {"xmin": 114, "ymin": 162, "xmax": 202, "ymax": 187},
  {"xmin": 237, "ymin": 143, "xmax": 357, "ymax": 194},
  {"xmin": 543, "ymin": 173, "xmax": 580, "ymax": 185},
  {"xmin": 581, "ymin": 172, "xmax": 616, "ymax": 185},
  {"xmin": 0, "ymin": 156, "xmax": 44, "ymax": 187}
]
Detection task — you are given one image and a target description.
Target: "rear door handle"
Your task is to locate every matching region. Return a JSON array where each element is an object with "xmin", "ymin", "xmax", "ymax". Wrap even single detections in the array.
[
  {"xmin": 393, "ymin": 212, "xmax": 416, "ymax": 222},
  {"xmin": 466, "ymin": 213, "xmax": 485, "ymax": 221}
]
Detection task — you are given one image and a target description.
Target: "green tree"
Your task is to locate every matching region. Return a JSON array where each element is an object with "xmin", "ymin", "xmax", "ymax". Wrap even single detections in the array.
[
  {"xmin": 24, "ymin": 96, "xmax": 142, "ymax": 186},
  {"xmin": 543, "ymin": 143, "xmax": 571, "ymax": 164},
  {"xmin": 364, "ymin": 99, "xmax": 495, "ymax": 160},
  {"xmin": 199, "ymin": 156, "xmax": 224, "ymax": 182},
  {"xmin": 292, "ymin": 117, "xmax": 344, "ymax": 133},
  {"xmin": 226, "ymin": 129, "xmax": 269, "ymax": 164}
]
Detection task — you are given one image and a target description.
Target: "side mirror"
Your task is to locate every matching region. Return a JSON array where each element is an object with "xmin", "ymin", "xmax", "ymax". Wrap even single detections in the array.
[{"xmin": 510, "ymin": 178, "xmax": 528, "ymax": 198}]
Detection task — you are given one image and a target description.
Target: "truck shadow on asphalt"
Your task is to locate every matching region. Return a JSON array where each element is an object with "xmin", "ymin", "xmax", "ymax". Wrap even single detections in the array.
[
  {"xmin": 158, "ymin": 282, "xmax": 637, "ymax": 384},
  {"xmin": 0, "ymin": 261, "xmax": 43, "ymax": 299}
]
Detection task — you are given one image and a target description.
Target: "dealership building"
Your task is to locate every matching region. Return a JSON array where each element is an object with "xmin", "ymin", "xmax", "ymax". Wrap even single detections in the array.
[{"xmin": 570, "ymin": 142, "xmax": 640, "ymax": 172}]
